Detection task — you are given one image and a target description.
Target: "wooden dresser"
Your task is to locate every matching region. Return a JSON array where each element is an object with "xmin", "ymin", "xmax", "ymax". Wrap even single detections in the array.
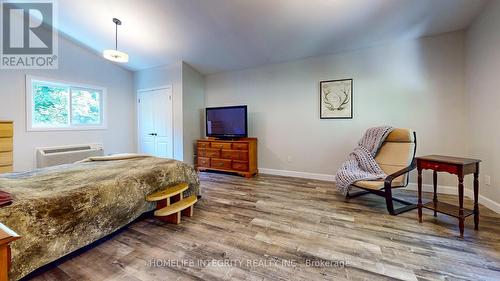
[
  {"xmin": 196, "ymin": 138, "xmax": 257, "ymax": 178},
  {"xmin": 0, "ymin": 122, "xmax": 13, "ymax": 174}
]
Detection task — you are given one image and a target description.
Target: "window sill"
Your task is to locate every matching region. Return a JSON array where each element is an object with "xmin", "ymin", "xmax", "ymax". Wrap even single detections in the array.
[{"xmin": 27, "ymin": 126, "xmax": 108, "ymax": 132}]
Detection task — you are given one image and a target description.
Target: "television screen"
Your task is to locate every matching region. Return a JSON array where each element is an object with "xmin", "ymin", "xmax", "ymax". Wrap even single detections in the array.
[{"xmin": 206, "ymin": 106, "xmax": 247, "ymax": 138}]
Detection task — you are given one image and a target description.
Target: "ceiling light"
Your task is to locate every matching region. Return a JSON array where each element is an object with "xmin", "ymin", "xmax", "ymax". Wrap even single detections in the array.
[{"xmin": 103, "ymin": 18, "xmax": 129, "ymax": 63}]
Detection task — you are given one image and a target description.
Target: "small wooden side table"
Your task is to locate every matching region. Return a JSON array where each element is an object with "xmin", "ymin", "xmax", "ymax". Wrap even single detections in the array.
[
  {"xmin": 0, "ymin": 223, "xmax": 20, "ymax": 281},
  {"xmin": 416, "ymin": 155, "xmax": 481, "ymax": 238}
]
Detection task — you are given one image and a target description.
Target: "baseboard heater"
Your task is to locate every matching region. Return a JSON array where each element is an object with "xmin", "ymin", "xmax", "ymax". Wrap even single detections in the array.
[{"xmin": 36, "ymin": 144, "xmax": 104, "ymax": 168}]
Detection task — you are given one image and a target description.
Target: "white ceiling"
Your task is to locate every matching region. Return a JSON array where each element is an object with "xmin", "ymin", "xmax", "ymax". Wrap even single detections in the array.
[{"xmin": 58, "ymin": 0, "xmax": 487, "ymax": 74}]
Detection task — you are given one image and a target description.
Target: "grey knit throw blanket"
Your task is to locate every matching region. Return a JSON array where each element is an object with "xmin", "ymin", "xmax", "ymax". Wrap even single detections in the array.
[{"xmin": 335, "ymin": 126, "xmax": 394, "ymax": 195}]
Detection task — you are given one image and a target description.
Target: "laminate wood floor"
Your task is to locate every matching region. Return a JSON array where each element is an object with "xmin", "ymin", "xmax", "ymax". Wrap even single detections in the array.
[{"xmin": 29, "ymin": 173, "xmax": 500, "ymax": 281}]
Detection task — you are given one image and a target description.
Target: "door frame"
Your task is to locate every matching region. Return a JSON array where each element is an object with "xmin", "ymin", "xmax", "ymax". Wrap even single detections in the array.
[{"xmin": 136, "ymin": 85, "xmax": 173, "ymax": 157}]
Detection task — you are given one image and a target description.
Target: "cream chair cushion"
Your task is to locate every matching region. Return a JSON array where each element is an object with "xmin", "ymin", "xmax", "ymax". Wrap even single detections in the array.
[{"xmin": 352, "ymin": 128, "xmax": 414, "ymax": 190}]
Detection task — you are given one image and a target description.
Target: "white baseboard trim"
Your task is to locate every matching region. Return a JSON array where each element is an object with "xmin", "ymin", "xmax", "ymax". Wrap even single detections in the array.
[
  {"xmin": 475, "ymin": 193, "xmax": 500, "ymax": 214},
  {"xmin": 258, "ymin": 168, "xmax": 500, "ymax": 214},
  {"xmin": 259, "ymin": 168, "xmax": 335, "ymax": 182}
]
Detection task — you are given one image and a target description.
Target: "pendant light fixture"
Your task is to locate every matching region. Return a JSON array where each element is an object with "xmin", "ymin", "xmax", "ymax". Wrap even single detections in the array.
[{"xmin": 103, "ymin": 18, "xmax": 129, "ymax": 63}]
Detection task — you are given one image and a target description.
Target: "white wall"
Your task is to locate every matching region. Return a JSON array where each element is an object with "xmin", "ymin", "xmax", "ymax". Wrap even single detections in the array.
[
  {"xmin": 182, "ymin": 62, "xmax": 205, "ymax": 165},
  {"xmin": 206, "ymin": 32, "xmax": 469, "ymax": 187},
  {"xmin": 465, "ymin": 1, "xmax": 500, "ymax": 205},
  {"xmin": 0, "ymin": 35, "xmax": 135, "ymax": 172},
  {"xmin": 134, "ymin": 61, "xmax": 184, "ymax": 160}
]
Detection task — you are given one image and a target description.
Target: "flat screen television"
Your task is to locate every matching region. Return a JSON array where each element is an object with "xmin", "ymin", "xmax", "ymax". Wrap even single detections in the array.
[{"xmin": 206, "ymin": 105, "xmax": 248, "ymax": 138}]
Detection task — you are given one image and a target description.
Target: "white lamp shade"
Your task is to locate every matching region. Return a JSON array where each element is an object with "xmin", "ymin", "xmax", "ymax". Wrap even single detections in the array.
[{"xmin": 103, "ymin": 49, "xmax": 129, "ymax": 63}]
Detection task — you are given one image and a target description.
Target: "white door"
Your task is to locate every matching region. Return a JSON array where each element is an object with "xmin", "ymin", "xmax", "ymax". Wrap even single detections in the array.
[{"xmin": 137, "ymin": 87, "xmax": 173, "ymax": 158}]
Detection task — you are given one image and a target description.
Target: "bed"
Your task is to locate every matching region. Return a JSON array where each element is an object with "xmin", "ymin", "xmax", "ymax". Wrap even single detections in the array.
[{"xmin": 0, "ymin": 156, "xmax": 200, "ymax": 280}]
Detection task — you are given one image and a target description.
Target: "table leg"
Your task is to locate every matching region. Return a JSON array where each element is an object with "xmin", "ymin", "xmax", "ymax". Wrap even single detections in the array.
[
  {"xmin": 458, "ymin": 174, "xmax": 465, "ymax": 238},
  {"xmin": 433, "ymin": 170, "xmax": 438, "ymax": 217},
  {"xmin": 418, "ymin": 168, "xmax": 423, "ymax": 223},
  {"xmin": 474, "ymin": 165, "xmax": 479, "ymax": 230},
  {"xmin": 0, "ymin": 244, "xmax": 9, "ymax": 281}
]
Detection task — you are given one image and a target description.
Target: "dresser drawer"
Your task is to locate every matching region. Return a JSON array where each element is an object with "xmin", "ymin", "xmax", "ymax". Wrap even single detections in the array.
[
  {"xmin": 0, "ymin": 166, "xmax": 12, "ymax": 174},
  {"xmin": 211, "ymin": 142, "xmax": 232, "ymax": 149},
  {"xmin": 211, "ymin": 158, "xmax": 232, "ymax": 170},
  {"xmin": 419, "ymin": 161, "xmax": 458, "ymax": 174},
  {"xmin": 221, "ymin": 149, "xmax": 248, "ymax": 161},
  {"xmin": 204, "ymin": 148, "xmax": 220, "ymax": 158},
  {"xmin": 0, "ymin": 138, "xmax": 13, "ymax": 152},
  {"xmin": 0, "ymin": 123, "xmax": 13, "ymax": 138},
  {"xmin": 197, "ymin": 141, "xmax": 210, "ymax": 149},
  {"xmin": 232, "ymin": 143, "xmax": 248, "ymax": 150},
  {"xmin": 197, "ymin": 157, "xmax": 210, "ymax": 167},
  {"xmin": 0, "ymin": 152, "xmax": 13, "ymax": 166},
  {"xmin": 232, "ymin": 161, "xmax": 248, "ymax": 171}
]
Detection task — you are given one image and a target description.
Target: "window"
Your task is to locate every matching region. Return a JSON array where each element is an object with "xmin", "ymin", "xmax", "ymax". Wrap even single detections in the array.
[{"xmin": 27, "ymin": 76, "xmax": 106, "ymax": 131}]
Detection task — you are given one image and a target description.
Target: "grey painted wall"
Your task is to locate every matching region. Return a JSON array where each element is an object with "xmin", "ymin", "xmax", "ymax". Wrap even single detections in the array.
[
  {"xmin": 133, "ymin": 61, "xmax": 205, "ymax": 164},
  {"xmin": 182, "ymin": 62, "xmax": 205, "ymax": 165},
  {"xmin": 465, "ymin": 0, "xmax": 500, "ymax": 207},
  {"xmin": 205, "ymin": 32, "xmax": 469, "ymax": 188},
  {"xmin": 134, "ymin": 61, "xmax": 184, "ymax": 160},
  {"xmin": 0, "ymin": 35, "xmax": 136, "ymax": 172}
]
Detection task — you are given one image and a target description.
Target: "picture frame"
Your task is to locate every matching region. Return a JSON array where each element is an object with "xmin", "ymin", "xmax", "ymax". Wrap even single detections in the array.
[{"xmin": 319, "ymin": 78, "xmax": 353, "ymax": 119}]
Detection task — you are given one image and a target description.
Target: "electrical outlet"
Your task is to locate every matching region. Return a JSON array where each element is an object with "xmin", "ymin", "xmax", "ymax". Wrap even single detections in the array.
[
  {"xmin": 484, "ymin": 175, "xmax": 491, "ymax": 186},
  {"xmin": 287, "ymin": 156, "xmax": 293, "ymax": 163}
]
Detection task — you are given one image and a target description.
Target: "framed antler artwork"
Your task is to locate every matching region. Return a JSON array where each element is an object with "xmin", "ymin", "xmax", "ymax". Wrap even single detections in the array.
[{"xmin": 319, "ymin": 78, "xmax": 353, "ymax": 119}]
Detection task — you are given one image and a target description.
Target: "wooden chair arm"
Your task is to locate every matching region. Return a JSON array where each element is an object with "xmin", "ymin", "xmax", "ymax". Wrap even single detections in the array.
[{"xmin": 384, "ymin": 159, "xmax": 417, "ymax": 188}]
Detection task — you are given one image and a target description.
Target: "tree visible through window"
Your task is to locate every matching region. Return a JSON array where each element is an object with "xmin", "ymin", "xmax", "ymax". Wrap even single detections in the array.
[
  {"xmin": 32, "ymin": 83, "xmax": 69, "ymax": 127},
  {"xmin": 71, "ymin": 88, "xmax": 101, "ymax": 125},
  {"xmin": 29, "ymin": 79, "xmax": 105, "ymax": 130}
]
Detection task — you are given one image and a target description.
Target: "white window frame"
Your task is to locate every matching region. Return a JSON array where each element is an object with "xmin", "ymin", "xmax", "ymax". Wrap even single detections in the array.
[{"xmin": 26, "ymin": 75, "xmax": 108, "ymax": 131}]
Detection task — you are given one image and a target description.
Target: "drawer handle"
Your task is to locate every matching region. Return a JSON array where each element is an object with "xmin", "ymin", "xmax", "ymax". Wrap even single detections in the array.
[
  {"xmin": 434, "ymin": 165, "xmax": 439, "ymax": 169},
  {"xmin": 218, "ymin": 163, "xmax": 224, "ymax": 166}
]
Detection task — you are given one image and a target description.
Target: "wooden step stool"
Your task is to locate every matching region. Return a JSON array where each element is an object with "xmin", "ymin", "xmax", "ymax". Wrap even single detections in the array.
[{"xmin": 146, "ymin": 183, "xmax": 197, "ymax": 224}]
